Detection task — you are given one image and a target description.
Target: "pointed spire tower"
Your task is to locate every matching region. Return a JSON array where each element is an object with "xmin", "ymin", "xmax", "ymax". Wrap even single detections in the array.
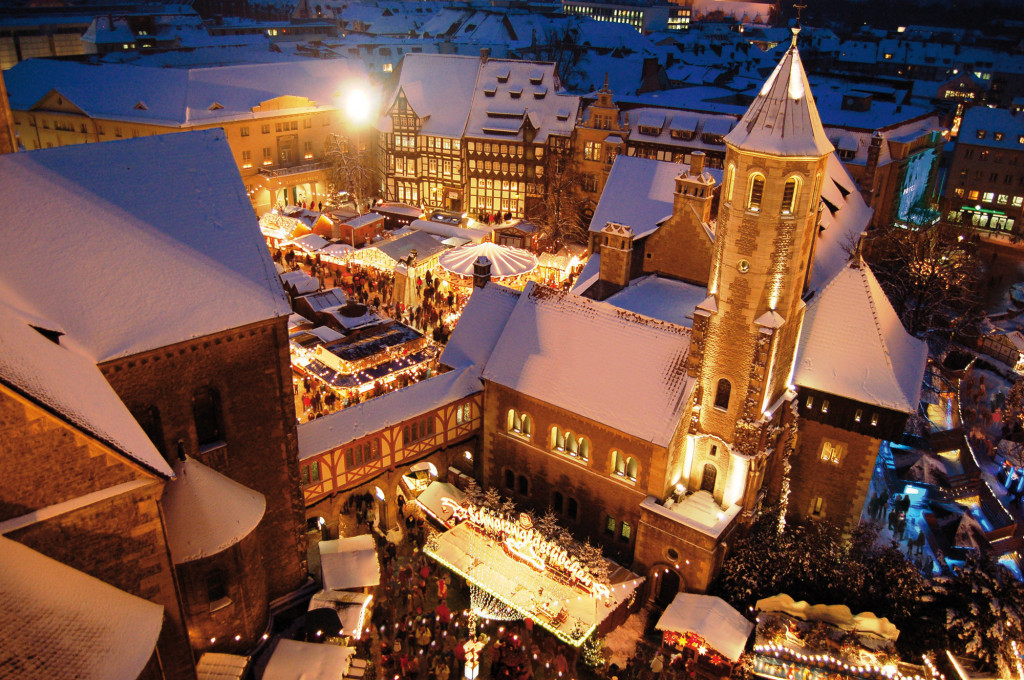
[{"xmin": 683, "ymin": 28, "xmax": 833, "ymax": 510}]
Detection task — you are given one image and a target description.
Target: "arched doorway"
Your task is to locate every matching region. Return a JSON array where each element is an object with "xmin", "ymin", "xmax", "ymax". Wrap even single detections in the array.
[
  {"xmin": 374, "ymin": 486, "xmax": 388, "ymax": 528},
  {"xmin": 655, "ymin": 568, "xmax": 682, "ymax": 608},
  {"xmin": 700, "ymin": 463, "xmax": 717, "ymax": 494}
]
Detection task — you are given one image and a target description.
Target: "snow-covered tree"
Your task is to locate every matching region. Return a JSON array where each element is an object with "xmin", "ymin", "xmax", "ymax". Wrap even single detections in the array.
[
  {"xmin": 499, "ymin": 496, "xmax": 517, "ymax": 519},
  {"xmin": 323, "ymin": 133, "xmax": 375, "ymax": 213},
  {"xmin": 536, "ymin": 509, "xmax": 560, "ymax": 539},
  {"xmin": 463, "ymin": 478, "xmax": 484, "ymax": 506},
  {"xmin": 483, "ymin": 487, "xmax": 502, "ymax": 511}
]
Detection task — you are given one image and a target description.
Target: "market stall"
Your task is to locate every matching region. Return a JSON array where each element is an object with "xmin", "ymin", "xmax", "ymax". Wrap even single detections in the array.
[
  {"xmin": 438, "ymin": 241, "xmax": 538, "ymax": 281},
  {"xmin": 656, "ymin": 593, "xmax": 753, "ymax": 680},
  {"xmin": 416, "ymin": 480, "xmax": 467, "ymax": 527},
  {"xmin": 308, "ymin": 590, "xmax": 374, "ymax": 641},
  {"xmin": 263, "ymin": 639, "xmax": 355, "ymax": 680},
  {"xmin": 319, "ymin": 534, "xmax": 380, "ymax": 592},
  {"xmin": 424, "ymin": 499, "xmax": 643, "ymax": 646}
]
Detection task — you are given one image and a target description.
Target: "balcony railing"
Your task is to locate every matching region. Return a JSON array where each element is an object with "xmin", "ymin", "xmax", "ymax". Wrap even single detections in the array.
[{"xmin": 259, "ymin": 160, "xmax": 327, "ymax": 178}]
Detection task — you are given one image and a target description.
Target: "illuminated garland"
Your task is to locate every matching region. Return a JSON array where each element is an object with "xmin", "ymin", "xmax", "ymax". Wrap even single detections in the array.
[
  {"xmin": 664, "ymin": 631, "xmax": 728, "ymax": 667},
  {"xmin": 470, "ymin": 583, "xmax": 523, "ymax": 621},
  {"xmin": 441, "ymin": 497, "xmax": 610, "ymax": 598}
]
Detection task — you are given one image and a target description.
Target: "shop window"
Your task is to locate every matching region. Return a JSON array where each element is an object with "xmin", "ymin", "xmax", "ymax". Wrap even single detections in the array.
[
  {"xmin": 192, "ymin": 387, "xmax": 223, "ymax": 447},
  {"xmin": 714, "ymin": 379, "xmax": 731, "ymax": 410}
]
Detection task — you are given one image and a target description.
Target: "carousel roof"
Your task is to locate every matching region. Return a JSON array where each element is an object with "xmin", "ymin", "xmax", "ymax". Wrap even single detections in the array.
[{"xmin": 439, "ymin": 241, "xmax": 538, "ymax": 278}]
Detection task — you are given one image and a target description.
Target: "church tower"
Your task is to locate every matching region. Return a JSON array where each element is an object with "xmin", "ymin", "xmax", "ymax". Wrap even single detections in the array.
[{"xmin": 684, "ymin": 28, "xmax": 833, "ymax": 509}]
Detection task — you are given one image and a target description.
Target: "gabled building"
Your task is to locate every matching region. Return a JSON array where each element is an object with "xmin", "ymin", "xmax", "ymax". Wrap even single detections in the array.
[
  {"xmin": 0, "ymin": 130, "xmax": 308, "ymax": 672},
  {"xmin": 376, "ymin": 52, "xmax": 581, "ymax": 218}
]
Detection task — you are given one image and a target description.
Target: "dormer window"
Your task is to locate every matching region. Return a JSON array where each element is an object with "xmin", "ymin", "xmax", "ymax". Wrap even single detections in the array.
[
  {"xmin": 496, "ymin": 67, "xmax": 511, "ymax": 82},
  {"xmin": 977, "ymin": 129, "xmax": 987, "ymax": 139},
  {"xmin": 638, "ymin": 125, "xmax": 659, "ymax": 136},
  {"xmin": 484, "ymin": 86, "xmax": 496, "ymax": 98},
  {"xmin": 208, "ymin": 102, "xmax": 224, "ymax": 111},
  {"xmin": 510, "ymin": 87, "xmax": 522, "ymax": 99}
]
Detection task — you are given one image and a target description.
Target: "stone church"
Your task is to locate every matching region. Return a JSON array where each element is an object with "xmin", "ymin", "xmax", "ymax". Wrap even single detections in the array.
[{"xmin": 445, "ymin": 29, "xmax": 928, "ymax": 600}]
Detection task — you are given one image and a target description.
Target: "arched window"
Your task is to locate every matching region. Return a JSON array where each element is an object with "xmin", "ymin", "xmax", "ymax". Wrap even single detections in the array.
[
  {"xmin": 701, "ymin": 463, "xmax": 717, "ymax": 493},
  {"xmin": 566, "ymin": 432, "xmax": 578, "ymax": 456},
  {"xmin": 747, "ymin": 173, "xmax": 765, "ymax": 212},
  {"xmin": 551, "ymin": 426, "xmax": 565, "ymax": 451},
  {"xmin": 612, "ymin": 450, "xmax": 626, "ymax": 476},
  {"xmin": 781, "ymin": 177, "xmax": 800, "ymax": 215},
  {"xmin": 517, "ymin": 475, "xmax": 530, "ymax": 496},
  {"xmin": 566, "ymin": 497, "xmax": 579, "ymax": 520},
  {"xmin": 193, "ymin": 387, "xmax": 223, "ymax": 447},
  {"xmin": 552, "ymin": 491, "xmax": 565, "ymax": 514},
  {"xmin": 504, "ymin": 469, "xmax": 515, "ymax": 489},
  {"xmin": 507, "ymin": 409, "xmax": 531, "ymax": 438},
  {"xmin": 577, "ymin": 438, "xmax": 590, "ymax": 461},
  {"xmin": 725, "ymin": 163, "xmax": 735, "ymax": 202},
  {"xmin": 626, "ymin": 457, "xmax": 639, "ymax": 482},
  {"xmin": 714, "ymin": 379, "xmax": 731, "ymax": 410}
]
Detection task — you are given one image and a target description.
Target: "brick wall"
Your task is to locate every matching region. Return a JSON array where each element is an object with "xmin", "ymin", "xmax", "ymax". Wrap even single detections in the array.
[{"xmin": 99, "ymin": 316, "xmax": 306, "ymax": 600}]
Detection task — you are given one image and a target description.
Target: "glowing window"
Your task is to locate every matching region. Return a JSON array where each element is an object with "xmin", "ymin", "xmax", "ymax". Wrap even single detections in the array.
[{"xmin": 747, "ymin": 173, "xmax": 765, "ymax": 211}]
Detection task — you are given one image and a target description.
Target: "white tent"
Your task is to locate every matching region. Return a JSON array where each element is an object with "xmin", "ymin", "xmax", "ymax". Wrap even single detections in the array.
[
  {"xmin": 320, "ymin": 535, "xmax": 380, "ymax": 591},
  {"xmin": 415, "ymin": 480, "xmax": 467, "ymax": 527},
  {"xmin": 439, "ymin": 241, "xmax": 538, "ymax": 278},
  {"xmin": 263, "ymin": 639, "xmax": 354, "ymax": 680},
  {"xmin": 656, "ymin": 593, "xmax": 753, "ymax": 662}
]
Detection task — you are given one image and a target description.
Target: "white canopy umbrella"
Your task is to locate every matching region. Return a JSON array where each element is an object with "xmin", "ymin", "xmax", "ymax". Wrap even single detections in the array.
[{"xmin": 438, "ymin": 241, "xmax": 538, "ymax": 279}]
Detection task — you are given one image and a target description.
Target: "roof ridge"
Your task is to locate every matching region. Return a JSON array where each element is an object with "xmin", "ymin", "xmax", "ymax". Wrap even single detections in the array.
[{"xmin": 857, "ymin": 265, "xmax": 907, "ymax": 407}]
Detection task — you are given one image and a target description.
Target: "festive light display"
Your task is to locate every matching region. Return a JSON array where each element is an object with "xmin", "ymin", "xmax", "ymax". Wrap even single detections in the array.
[
  {"xmin": 440, "ymin": 497, "xmax": 611, "ymax": 598},
  {"xmin": 470, "ymin": 583, "xmax": 523, "ymax": 622},
  {"xmin": 663, "ymin": 631, "xmax": 728, "ymax": 668},
  {"xmin": 752, "ymin": 644, "xmax": 920, "ymax": 680}
]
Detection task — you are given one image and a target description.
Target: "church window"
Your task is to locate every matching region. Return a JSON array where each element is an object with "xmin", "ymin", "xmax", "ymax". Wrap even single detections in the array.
[
  {"xmin": 782, "ymin": 177, "xmax": 799, "ymax": 215},
  {"xmin": 714, "ymin": 379, "xmax": 731, "ymax": 410},
  {"xmin": 507, "ymin": 409, "xmax": 531, "ymax": 438},
  {"xmin": 193, "ymin": 387, "xmax": 224, "ymax": 447},
  {"xmin": 820, "ymin": 440, "xmax": 846, "ymax": 464},
  {"xmin": 747, "ymin": 173, "xmax": 765, "ymax": 212},
  {"xmin": 725, "ymin": 164, "xmax": 735, "ymax": 202}
]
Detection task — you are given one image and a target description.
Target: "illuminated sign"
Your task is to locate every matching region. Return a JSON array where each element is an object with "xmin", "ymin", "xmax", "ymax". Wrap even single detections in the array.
[{"xmin": 440, "ymin": 498, "xmax": 611, "ymax": 598}]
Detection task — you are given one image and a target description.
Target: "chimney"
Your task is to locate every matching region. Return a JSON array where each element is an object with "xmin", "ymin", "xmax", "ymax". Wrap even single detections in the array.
[
  {"xmin": 473, "ymin": 256, "xmax": 492, "ymax": 289},
  {"xmin": 689, "ymin": 151, "xmax": 705, "ymax": 177},
  {"xmin": 480, "ymin": 47, "xmax": 490, "ymax": 63}
]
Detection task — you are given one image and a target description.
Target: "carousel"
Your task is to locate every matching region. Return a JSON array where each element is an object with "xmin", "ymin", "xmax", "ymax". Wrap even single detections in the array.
[{"xmin": 437, "ymin": 241, "xmax": 539, "ymax": 289}]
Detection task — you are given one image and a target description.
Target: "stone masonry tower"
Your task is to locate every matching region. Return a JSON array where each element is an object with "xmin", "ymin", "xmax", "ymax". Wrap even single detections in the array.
[{"xmin": 684, "ymin": 28, "xmax": 833, "ymax": 510}]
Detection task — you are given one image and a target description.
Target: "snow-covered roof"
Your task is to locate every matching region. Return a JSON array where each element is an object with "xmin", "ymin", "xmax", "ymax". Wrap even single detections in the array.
[
  {"xmin": 320, "ymin": 534, "xmax": 380, "ymax": 590},
  {"xmin": 440, "ymin": 283, "xmax": 521, "ymax": 371},
  {"xmin": 808, "ymin": 153, "xmax": 874, "ymax": 293},
  {"xmin": 482, "ymin": 283, "xmax": 693, "ymax": 447},
  {"xmin": 958, "ymin": 106, "xmax": 1024, "ymax": 152},
  {"xmin": 755, "ymin": 593, "xmax": 899, "ymax": 641},
  {"xmin": 0, "ymin": 535, "xmax": 164, "ymax": 680},
  {"xmin": 384, "ymin": 54, "xmax": 480, "ymax": 138},
  {"xmin": 647, "ymin": 491, "xmax": 741, "ymax": 538},
  {"xmin": 410, "ymin": 219, "xmax": 491, "ymax": 243},
  {"xmin": 656, "ymin": 593, "xmax": 753, "ymax": 662},
  {"xmin": 439, "ymin": 241, "xmax": 539, "ymax": 278},
  {"xmin": 604, "ymin": 276, "xmax": 709, "ymax": 328},
  {"xmin": 162, "ymin": 456, "xmax": 266, "ymax": 564},
  {"xmin": 5, "ymin": 58, "xmax": 368, "ymax": 126},
  {"xmin": 298, "ymin": 366, "xmax": 482, "ymax": 460},
  {"xmin": 197, "ymin": 653, "xmax": 250, "ymax": 680},
  {"xmin": 281, "ymin": 269, "xmax": 320, "ymax": 295},
  {"xmin": 589, "ymin": 155, "xmax": 683, "ymax": 239},
  {"xmin": 290, "ymin": 233, "xmax": 332, "ymax": 252},
  {"xmin": 0, "ymin": 131, "xmax": 290, "ymax": 363},
  {"xmin": 795, "ymin": 260, "xmax": 928, "ymax": 413},
  {"xmin": 416, "ymin": 480, "xmax": 467, "ymax": 527},
  {"xmin": 308, "ymin": 590, "xmax": 373, "ymax": 639},
  {"xmin": 297, "ymin": 288, "xmax": 348, "ymax": 313},
  {"xmin": 375, "ymin": 229, "xmax": 448, "ymax": 264},
  {"xmin": 263, "ymin": 639, "xmax": 355, "ymax": 680},
  {"xmin": 0, "ymin": 302, "xmax": 173, "ymax": 478},
  {"xmin": 724, "ymin": 30, "xmax": 833, "ymax": 158}
]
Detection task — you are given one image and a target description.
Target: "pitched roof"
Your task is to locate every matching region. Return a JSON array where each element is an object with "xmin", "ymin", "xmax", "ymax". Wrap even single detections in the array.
[
  {"xmin": 440, "ymin": 283, "xmax": 521, "ymax": 371},
  {"xmin": 0, "ymin": 301, "xmax": 173, "ymax": 478},
  {"xmin": 723, "ymin": 29, "xmax": 833, "ymax": 157},
  {"xmin": 0, "ymin": 535, "xmax": 164, "ymax": 680},
  {"xmin": 0, "ymin": 130, "xmax": 290, "ymax": 363},
  {"xmin": 162, "ymin": 456, "xmax": 266, "ymax": 564},
  {"xmin": 794, "ymin": 261, "xmax": 928, "ymax": 413},
  {"xmin": 482, "ymin": 283, "xmax": 693, "ymax": 446},
  {"xmin": 588, "ymin": 155, "xmax": 683, "ymax": 239}
]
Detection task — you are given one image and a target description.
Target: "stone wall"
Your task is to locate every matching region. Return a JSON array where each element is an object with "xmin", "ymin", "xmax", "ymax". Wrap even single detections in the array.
[{"xmin": 99, "ymin": 316, "xmax": 306, "ymax": 600}]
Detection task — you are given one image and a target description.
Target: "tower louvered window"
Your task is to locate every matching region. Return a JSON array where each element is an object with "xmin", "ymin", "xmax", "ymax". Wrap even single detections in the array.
[{"xmin": 748, "ymin": 175, "xmax": 765, "ymax": 212}]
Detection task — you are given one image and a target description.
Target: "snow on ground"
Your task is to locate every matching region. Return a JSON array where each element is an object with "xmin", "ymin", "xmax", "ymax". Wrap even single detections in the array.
[{"xmin": 601, "ymin": 605, "xmax": 653, "ymax": 667}]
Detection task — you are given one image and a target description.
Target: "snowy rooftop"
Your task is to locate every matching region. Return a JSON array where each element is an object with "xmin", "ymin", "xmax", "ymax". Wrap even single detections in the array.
[
  {"xmin": 646, "ymin": 491, "xmax": 741, "ymax": 538},
  {"xmin": 410, "ymin": 219, "xmax": 491, "ymax": 243},
  {"xmin": 0, "ymin": 131, "xmax": 290, "ymax": 363},
  {"xmin": 320, "ymin": 534, "xmax": 380, "ymax": 590},
  {"xmin": 440, "ymin": 283, "xmax": 521, "ymax": 371},
  {"xmin": 297, "ymin": 288, "xmax": 348, "ymax": 314},
  {"xmin": 808, "ymin": 154, "xmax": 874, "ymax": 293},
  {"xmin": 794, "ymin": 261, "xmax": 929, "ymax": 413},
  {"xmin": 162, "ymin": 456, "xmax": 266, "ymax": 564},
  {"xmin": 384, "ymin": 54, "xmax": 480, "ymax": 138},
  {"xmin": 656, "ymin": 593, "xmax": 753, "ymax": 662},
  {"xmin": 483, "ymin": 283, "xmax": 693, "ymax": 447},
  {"xmin": 604, "ymin": 276, "xmax": 708, "ymax": 328},
  {"xmin": 298, "ymin": 366, "xmax": 482, "ymax": 459},
  {"xmin": 0, "ymin": 302, "xmax": 173, "ymax": 478},
  {"xmin": 5, "ymin": 58, "xmax": 368, "ymax": 126},
  {"xmin": 0, "ymin": 535, "xmax": 164, "ymax": 680},
  {"xmin": 589, "ymin": 155, "xmax": 684, "ymax": 239},
  {"xmin": 959, "ymin": 107, "xmax": 1024, "ymax": 151},
  {"xmin": 375, "ymin": 230, "xmax": 448, "ymax": 264},
  {"xmin": 724, "ymin": 30, "xmax": 833, "ymax": 158},
  {"xmin": 263, "ymin": 639, "xmax": 355, "ymax": 680}
]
